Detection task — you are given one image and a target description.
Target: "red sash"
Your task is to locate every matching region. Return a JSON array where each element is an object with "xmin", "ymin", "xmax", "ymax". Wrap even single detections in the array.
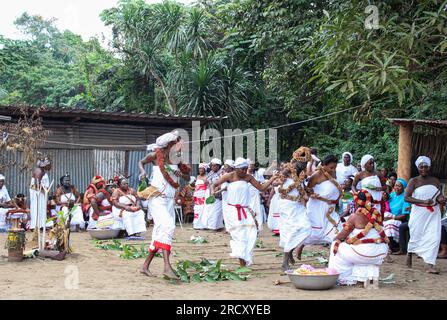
[{"xmin": 228, "ymin": 203, "xmax": 248, "ymax": 221}]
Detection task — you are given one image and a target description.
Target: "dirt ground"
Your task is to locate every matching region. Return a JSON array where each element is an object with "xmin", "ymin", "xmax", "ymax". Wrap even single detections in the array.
[{"xmin": 0, "ymin": 224, "xmax": 446, "ymax": 300}]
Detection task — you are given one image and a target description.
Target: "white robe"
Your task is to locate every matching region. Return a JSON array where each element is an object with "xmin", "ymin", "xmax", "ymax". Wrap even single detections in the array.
[
  {"xmin": 193, "ymin": 178, "xmax": 207, "ymax": 229},
  {"xmin": 336, "ymin": 163, "xmax": 358, "ymax": 184},
  {"xmin": 305, "ymin": 180, "xmax": 342, "ymax": 244},
  {"xmin": 148, "ymin": 165, "xmax": 178, "ymax": 252},
  {"xmin": 226, "ymin": 180, "xmax": 258, "ymax": 266},
  {"xmin": 248, "ymin": 178, "xmax": 264, "ymax": 232},
  {"xmin": 407, "ymin": 184, "xmax": 442, "ymax": 265},
  {"xmin": 56, "ymin": 192, "xmax": 85, "ymax": 229},
  {"xmin": 329, "ymin": 228, "xmax": 388, "ymax": 285},
  {"xmin": 0, "ymin": 186, "xmax": 11, "ymax": 229},
  {"xmin": 278, "ymin": 179, "xmax": 311, "ymax": 252},
  {"xmin": 267, "ymin": 186, "xmax": 281, "ymax": 235},
  {"xmin": 358, "ymin": 175, "xmax": 383, "ymax": 212},
  {"xmin": 201, "ymin": 170, "xmax": 224, "ymax": 230},
  {"xmin": 112, "ymin": 194, "xmax": 146, "ymax": 236},
  {"xmin": 29, "ymin": 173, "xmax": 50, "ymax": 230}
]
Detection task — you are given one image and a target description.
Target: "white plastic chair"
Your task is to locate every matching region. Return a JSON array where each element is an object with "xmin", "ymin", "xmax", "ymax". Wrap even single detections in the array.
[{"xmin": 174, "ymin": 205, "xmax": 183, "ymax": 229}]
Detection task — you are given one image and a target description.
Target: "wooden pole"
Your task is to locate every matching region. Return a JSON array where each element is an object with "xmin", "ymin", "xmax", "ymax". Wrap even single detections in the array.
[{"xmin": 397, "ymin": 123, "xmax": 414, "ymax": 181}]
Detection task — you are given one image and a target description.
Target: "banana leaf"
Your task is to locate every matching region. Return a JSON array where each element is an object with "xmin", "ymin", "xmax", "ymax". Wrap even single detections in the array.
[
  {"xmin": 137, "ymin": 180, "xmax": 148, "ymax": 192},
  {"xmin": 205, "ymin": 195, "xmax": 216, "ymax": 204}
]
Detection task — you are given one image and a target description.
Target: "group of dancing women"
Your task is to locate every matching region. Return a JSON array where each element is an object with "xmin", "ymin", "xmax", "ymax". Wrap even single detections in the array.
[
  {"xmin": 136, "ymin": 131, "xmax": 446, "ymax": 285},
  {"xmin": 13, "ymin": 129, "xmax": 445, "ymax": 286}
]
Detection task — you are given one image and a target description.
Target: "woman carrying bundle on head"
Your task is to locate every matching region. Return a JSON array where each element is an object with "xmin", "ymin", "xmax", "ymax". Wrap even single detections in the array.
[
  {"xmin": 277, "ymin": 147, "xmax": 313, "ymax": 271},
  {"xmin": 212, "ymin": 158, "xmax": 279, "ymax": 267}
]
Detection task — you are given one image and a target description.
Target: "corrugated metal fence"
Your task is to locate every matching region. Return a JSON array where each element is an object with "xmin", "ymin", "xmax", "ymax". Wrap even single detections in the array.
[{"xmin": 2, "ymin": 149, "xmax": 199, "ymax": 198}]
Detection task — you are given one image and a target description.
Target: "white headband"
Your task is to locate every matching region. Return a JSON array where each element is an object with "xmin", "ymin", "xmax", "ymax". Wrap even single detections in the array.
[{"xmin": 415, "ymin": 156, "xmax": 431, "ymax": 168}]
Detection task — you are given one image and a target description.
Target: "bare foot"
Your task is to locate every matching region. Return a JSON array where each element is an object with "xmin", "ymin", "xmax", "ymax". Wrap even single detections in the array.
[
  {"xmin": 140, "ymin": 269, "xmax": 155, "ymax": 277},
  {"xmin": 163, "ymin": 268, "xmax": 179, "ymax": 280},
  {"xmin": 437, "ymin": 252, "xmax": 447, "ymax": 259},
  {"xmin": 426, "ymin": 265, "xmax": 439, "ymax": 274},
  {"xmin": 296, "ymin": 245, "xmax": 304, "ymax": 261},
  {"xmin": 289, "ymin": 254, "xmax": 296, "ymax": 266}
]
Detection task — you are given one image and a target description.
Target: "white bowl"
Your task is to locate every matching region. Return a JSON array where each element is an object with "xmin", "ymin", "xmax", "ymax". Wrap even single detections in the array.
[
  {"xmin": 286, "ymin": 271, "xmax": 339, "ymax": 290},
  {"xmin": 88, "ymin": 229, "xmax": 120, "ymax": 240}
]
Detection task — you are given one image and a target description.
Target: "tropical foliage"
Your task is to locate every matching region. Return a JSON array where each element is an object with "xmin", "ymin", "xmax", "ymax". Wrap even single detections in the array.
[{"xmin": 1, "ymin": 0, "xmax": 446, "ymax": 168}]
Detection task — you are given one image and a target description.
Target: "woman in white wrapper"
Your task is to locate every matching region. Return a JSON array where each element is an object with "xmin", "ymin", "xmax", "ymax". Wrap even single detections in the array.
[
  {"xmin": 0, "ymin": 175, "xmax": 13, "ymax": 230},
  {"xmin": 212, "ymin": 158, "xmax": 278, "ymax": 266},
  {"xmin": 305, "ymin": 155, "xmax": 343, "ymax": 246},
  {"xmin": 29, "ymin": 158, "xmax": 52, "ymax": 231},
  {"xmin": 111, "ymin": 176, "xmax": 146, "ymax": 237},
  {"xmin": 247, "ymin": 161, "xmax": 266, "ymax": 231},
  {"xmin": 405, "ymin": 156, "xmax": 446, "ymax": 274},
  {"xmin": 221, "ymin": 160, "xmax": 235, "ymax": 232},
  {"xmin": 55, "ymin": 174, "xmax": 85, "ymax": 231},
  {"xmin": 277, "ymin": 150, "xmax": 312, "ymax": 271},
  {"xmin": 140, "ymin": 131, "xmax": 191, "ymax": 279},
  {"xmin": 329, "ymin": 189, "xmax": 389, "ymax": 288},
  {"xmin": 193, "ymin": 163, "xmax": 208, "ymax": 229},
  {"xmin": 352, "ymin": 155, "xmax": 386, "ymax": 213},
  {"xmin": 267, "ymin": 184, "xmax": 281, "ymax": 236},
  {"xmin": 202, "ymin": 158, "xmax": 224, "ymax": 230}
]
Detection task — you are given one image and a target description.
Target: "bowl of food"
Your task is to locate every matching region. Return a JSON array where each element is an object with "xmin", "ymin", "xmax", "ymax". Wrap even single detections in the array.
[
  {"xmin": 88, "ymin": 228, "xmax": 120, "ymax": 240},
  {"xmin": 286, "ymin": 265, "xmax": 339, "ymax": 290}
]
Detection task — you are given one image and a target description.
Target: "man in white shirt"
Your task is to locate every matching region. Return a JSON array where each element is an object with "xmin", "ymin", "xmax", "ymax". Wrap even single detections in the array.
[{"xmin": 336, "ymin": 152, "xmax": 358, "ymax": 185}]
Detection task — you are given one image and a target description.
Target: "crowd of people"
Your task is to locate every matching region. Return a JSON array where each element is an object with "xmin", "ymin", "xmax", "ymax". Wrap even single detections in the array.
[{"xmin": 0, "ymin": 131, "xmax": 445, "ymax": 286}]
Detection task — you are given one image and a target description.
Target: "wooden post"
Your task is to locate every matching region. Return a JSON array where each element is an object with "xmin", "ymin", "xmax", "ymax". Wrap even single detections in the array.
[{"xmin": 397, "ymin": 123, "xmax": 413, "ymax": 181}]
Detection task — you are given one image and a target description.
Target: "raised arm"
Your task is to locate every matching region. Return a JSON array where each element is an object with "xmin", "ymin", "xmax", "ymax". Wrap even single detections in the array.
[
  {"xmin": 138, "ymin": 152, "xmax": 156, "ymax": 177},
  {"xmin": 248, "ymin": 174, "xmax": 277, "ymax": 192},
  {"xmin": 213, "ymin": 173, "xmax": 232, "ymax": 190}
]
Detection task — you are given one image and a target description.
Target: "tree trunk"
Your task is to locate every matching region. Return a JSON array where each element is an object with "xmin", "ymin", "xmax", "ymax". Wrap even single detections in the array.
[{"xmin": 149, "ymin": 68, "xmax": 177, "ymax": 114}]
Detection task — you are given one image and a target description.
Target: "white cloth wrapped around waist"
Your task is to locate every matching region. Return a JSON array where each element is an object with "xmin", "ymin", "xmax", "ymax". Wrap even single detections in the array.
[
  {"xmin": 112, "ymin": 195, "xmax": 146, "ymax": 235},
  {"xmin": 408, "ymin": 184, "xmax": 442, "ymax": 265}
]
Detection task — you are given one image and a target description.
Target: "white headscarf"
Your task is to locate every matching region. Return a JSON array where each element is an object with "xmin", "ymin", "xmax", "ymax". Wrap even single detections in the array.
[
  {"xmin": 146, "ymin": 143, "xmax": 158, "ymax": 152},
  {"xmin": 189, "ymin": 176, "xmax": 196, "ymax": 184},
  {"xmin": 224, "ymin": 159, "xmax": 235, "ymax": 168},
  {"xmin": 0, "ymin": 174, "xmax": 5, "ymax": 181},
  {"xmin": 234, "ymin": 157, "xmax": 249, "ymax": 169},
  {"xmin": 210, "ymin": 158, "xmax": 222, "ymax": 166},
  {"xmin": 415, "ymin": 156, "xmax": 431, "ymax": 168},
  {"xmin": 360, "ymin": 154, "xmax": 374, "ymax": 171},
  {"xmin": 342, "ymin": 152, "xmax": 353, "ymax": 163},
  {"xmin": 156, "ymin": 130, "xmax": 179, "ymax": 148},
  {"xmin": 199, "ymin": 163, "xmax": 208, "ymax": 169},
  {"xmin": 37, "ymin": 158, "xmax": 51, "ymax": 168}
]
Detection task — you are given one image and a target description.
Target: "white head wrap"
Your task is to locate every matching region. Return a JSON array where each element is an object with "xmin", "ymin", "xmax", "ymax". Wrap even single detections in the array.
[
  {"xmin": 156, "ymin": 130, "xmax": 179, "ymax": 148},
  {"xmin": 415, "ymin": 156, "xmax": 431, "ymax": 168},
  {"xmin": 0, "ymin": 174, "xmax": 5, "ymax": 180},
  {"xmin": 224, "ymin": 159, "xmax": 235, "ymax": 168},
  {"xmin": 360, "ymin": 154, "xmax": 374, "ymax": 171},
  {"xmin": 189, "ymin": 176, "xmax": 196, "ymax": 184},
  {"xmin": 37, "ymin": 158, "xmax": 51, "ymax": 168},
  {"xmin": 234, "ymin": 157, "xmax": 249, "ymax": 169},
  {"xmin": 210, "ymin": 158, "xmax": 222, "ymax": 166},
  {"xmin": 199, "ymin": 163, "xmax": 208, "ymax": 169},
  {"xmin": 342, "ymin": 152, "xmax": 353, "ymax": 163},
  {"xmin": 146, "ymin": 143, "xmax": 158, "ymax": 152}
]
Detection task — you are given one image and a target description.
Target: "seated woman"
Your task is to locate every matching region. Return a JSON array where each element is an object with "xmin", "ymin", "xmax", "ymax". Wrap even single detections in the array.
[
  {"xmin": 111, "ymin": 176, "xmax": 147, "ymax": 237},
  {"xmin": 383, "ymin": 178, "xmax": 410, "ymax": 251},
  {"xmin": 0, "ymin": 174, "xmax": 14, "ymax": 230},
  {"xmin": 6, "ymin": 194, "xmax": 29, "ymax": 230},
  {"xmin": 329, "ymin": 189, "xmax": 389, "ymax": 288},
  {"xmin": 55, "ymin": 174, "xmax": 85, "ymax": 231}
]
